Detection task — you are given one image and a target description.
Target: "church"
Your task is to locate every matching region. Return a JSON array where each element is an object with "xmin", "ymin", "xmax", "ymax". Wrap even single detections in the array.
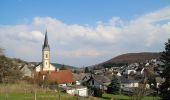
[
  {"xmin": 35, "ymin": 31, "xmax": 56, "ymax": 72},
  {"xmin": 33, "ymin": 31, "xmax": 88, "ymax": 96},
  {"xmin": 34, "ymin": 31, "xmax": 75, "ymax": 86}
]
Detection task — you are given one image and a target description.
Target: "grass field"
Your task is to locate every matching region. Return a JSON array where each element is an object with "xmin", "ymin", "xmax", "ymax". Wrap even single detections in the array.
[
  {"xmin": 0, "ymin": 83, "xmax": 100, "ymax": 100},
  {"xmin": 102, "ymin": 93, "xmax": 160, "ymax": 100},
  {"xmin": 0, "ymin": 92, "xmax": 161, "ymax": 100},
  {"xmin": 0, "ymin": 83, "xmax": 78, "ymax": 100},
  {"xmin": 0, "ymin": 83, "xmax": 161, "ymax": 100},
  {"xmin": 0, "ymin": 92, "xmax": 78, "ymax": 100},
  {"xmin": 0, "ymin": 91, "xmax": 161, "ymax": 100}
]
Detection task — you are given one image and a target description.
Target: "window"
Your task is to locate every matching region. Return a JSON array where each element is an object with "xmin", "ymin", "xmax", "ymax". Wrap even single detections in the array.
[
  {"xmin": 92, "ymin": 80, "xmax": 94, "ymax": 85},
  {"xmin": 46, "ymin": 54, "xmax": 48, "ymax": 58}
]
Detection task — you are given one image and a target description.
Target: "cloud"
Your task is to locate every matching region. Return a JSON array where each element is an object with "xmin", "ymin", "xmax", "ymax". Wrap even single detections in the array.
[
  {"xmin": 57, "ymin": 49, "xmax": 104, "ymax": 57},
  {"xmin": 0, "ymin": 6, "xmax": 170, "ymax": 66}
]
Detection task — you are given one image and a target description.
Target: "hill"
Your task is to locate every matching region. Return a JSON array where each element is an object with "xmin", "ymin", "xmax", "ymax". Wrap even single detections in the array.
[
  {"xmin": 95, "ymin": 52, "xmax": 161, "ymax": 68},
  {"xmin": 51, "ymin": 63, "xmax": 77, "ymax": 69}
]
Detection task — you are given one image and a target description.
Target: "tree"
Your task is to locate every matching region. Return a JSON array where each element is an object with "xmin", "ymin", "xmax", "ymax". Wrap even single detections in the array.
[
  {"xmin": 84, "ymin": 67, "xmax": 90, "ymax": 73},
  {"xmin": 60, "ymin": 64, "xmax": 67, "ymax": 70},
  {"xmin": 160, "ymin": 39, "xmax": 170, "ymax": 99},
  {"xmin": 92, "ymin": 87, "xmax": 103, "ymax": 97},
  {"xmin": 0, "ymin": 54, "xmax": 23, "ymax": 83},
  {"xmin": 107, "ymin": 75, "xmax": 120, "ymax": 94}
]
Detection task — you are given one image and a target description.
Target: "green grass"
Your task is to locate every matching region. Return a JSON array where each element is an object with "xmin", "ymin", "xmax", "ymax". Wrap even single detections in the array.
[
  {"xmin": 0, "ymin": 92, "xmax": 161, "ymax": 100},
  {"xmin": 0, "ymin": 92, "xmax": 77, "ymax": 100},
  {"xmin": 102, "ymin": 93, "xmax": 160, "ymax": 100},
  {"xmin": 0, "ymin": 83, "xmax": 160, "ymax": 100},
  {"xmin": 0, "ymin": 83, "xmax": 101, "ymax": 100},
  {"xmin": 102, "ymin": 93, "xmax": 129, "ymax": 100},
  {"xmin": 142, "ymin": 96, "xmax": 160, "ymax": 100}
]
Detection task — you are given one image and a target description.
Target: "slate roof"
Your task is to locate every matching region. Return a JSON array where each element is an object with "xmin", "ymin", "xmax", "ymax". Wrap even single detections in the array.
[
  {"xmin": 87, "ymin": 74, "xmax": 111, "ymax": 85},
  {"xmin": 119, "ymin": 76, "xmax": 140, "ymax": 83},
  {"xmin": 73, "ymin": 73, "xmax": 91, "ymax": 81},
  {"xmin": 42, "ymin": 31, "xmax": 50, "ymax": 50}
]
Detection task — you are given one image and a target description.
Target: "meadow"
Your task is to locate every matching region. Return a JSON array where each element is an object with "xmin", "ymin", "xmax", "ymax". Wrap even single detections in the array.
[{"xmin": 0, "ymin": 83, "xmax": 160, "ymax": 100}]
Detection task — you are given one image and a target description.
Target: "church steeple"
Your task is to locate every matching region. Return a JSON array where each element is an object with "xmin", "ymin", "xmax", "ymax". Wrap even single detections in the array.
[
  {"xmin": 42, "ymin": 31, "xmax": 50, "ymax": 50},
  {"xmin": 42, "ymin": 30, "xmax": 50, "ymax": 70}
]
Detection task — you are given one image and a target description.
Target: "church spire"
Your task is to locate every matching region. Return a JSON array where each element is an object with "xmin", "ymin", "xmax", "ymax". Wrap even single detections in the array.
[{"xmin": 42, "ymin": 30, "xmax": 50, "ymax": 50}]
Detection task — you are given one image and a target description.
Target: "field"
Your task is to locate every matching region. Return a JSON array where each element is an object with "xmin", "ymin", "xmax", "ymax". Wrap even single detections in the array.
[
  {"xmin": 0, "ymin": 92, "xmax": 78, "ymax": 100},
  {"xmin": 102, "ymin": 93, "xmax": 160, "ymax": 100},
  {"xmin": 0, "ymin": 83, "xmax": 76, "ymax": 100},
  {"xmin": 0, "ymin": 83, "xmax": 100, "ymax": 100},
  {"xmin": 0, "ymin": 92, "xmax": 161, "ymax": 100},
  {"xmin": 0, "ymin": 83, "xmax": 161, "ymax": 100}
]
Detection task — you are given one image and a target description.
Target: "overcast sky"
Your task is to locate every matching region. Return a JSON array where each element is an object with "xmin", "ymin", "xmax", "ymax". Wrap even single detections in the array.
[{"xmin": 0, "ymin": 0, "xmax": 170, "ymax": 67}]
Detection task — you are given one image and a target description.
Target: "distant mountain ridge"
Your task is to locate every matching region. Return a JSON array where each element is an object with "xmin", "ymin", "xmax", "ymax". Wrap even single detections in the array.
[
  {"xmin": 106, "ymin": 52, "xmax": 161, "ymax": 64},
  {"xmin": 94, "ymin": 52, "xmax": 161, "ymax": 68},
  {"xmin": 31, "ymin": 62, "xmax": 77, "ymax": 69}
]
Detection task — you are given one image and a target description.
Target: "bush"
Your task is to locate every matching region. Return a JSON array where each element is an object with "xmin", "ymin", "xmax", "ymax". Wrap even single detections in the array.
[{"xmin": 92, "ymin": 87, "xmax": 103, "ymax": 97}]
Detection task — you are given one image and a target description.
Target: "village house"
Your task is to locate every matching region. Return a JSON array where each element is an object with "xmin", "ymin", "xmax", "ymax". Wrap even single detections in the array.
[
  {"xmin": 120, "ymin": 76, "xmax": 139, "ymax": 88},
  {"xmin": 61, "ymin": 85, "xmax": 88, "ymax": 96},
  {"xmin": 73, "ymin": 73, "xmax": 91, "ymax": 85},
  {"xmin": 19, "ymin": 63, "xmax": 33, "ymax": 77},
  {"xmin": 83, "ymin": 74, "xmax": 111, "ymax": 91},
  {"xmin": 123, "ymin": 67, "xmax": 136, "ymax": 75},
  {"xmin": 47, "ymin": 69, "xmax": 75, "ymax": 86}
]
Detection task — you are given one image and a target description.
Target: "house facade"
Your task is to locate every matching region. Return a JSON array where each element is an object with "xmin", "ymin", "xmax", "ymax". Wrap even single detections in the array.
[
  {"xmin": 84, "ymin": 75, "xmax": 111, "ymax": 90},
  {"xmin": 62, "ymin": 85, "xmax": 88, "ymax": 96}
]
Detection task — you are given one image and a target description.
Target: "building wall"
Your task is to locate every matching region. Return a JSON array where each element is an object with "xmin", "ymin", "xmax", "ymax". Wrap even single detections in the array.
[
  {"xmin": 21, "ymin": 65, "xmax": 32, "ymax": 77},
  {"xmin": 35, "ymin": 64, "xmax": 55, "ymax": 72},
  {"xmin": 122, "ymin": 82, "xmax": 139, "ymax": 88},
  {"xmin": 66, "ymin": 87, "xmax": 88, "ymax": 96},
  {"xmin": 42, "ymin": 50, "xmax": 50, "ymax": 70}
]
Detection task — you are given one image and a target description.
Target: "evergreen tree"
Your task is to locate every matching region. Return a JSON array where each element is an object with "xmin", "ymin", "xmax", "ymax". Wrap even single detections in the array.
[
  {"xmin": 160, "ymin": 39, "xmax": 170, "ymax": 99},
  {"xmin": 107, "ymin": 75, "xmax": 120, "ymax": 94}
]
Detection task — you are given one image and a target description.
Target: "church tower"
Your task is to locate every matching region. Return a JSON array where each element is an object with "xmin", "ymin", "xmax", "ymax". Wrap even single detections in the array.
[{"xmin": 42, "ymin": 31, "xmax": 50, "ymax": 71}]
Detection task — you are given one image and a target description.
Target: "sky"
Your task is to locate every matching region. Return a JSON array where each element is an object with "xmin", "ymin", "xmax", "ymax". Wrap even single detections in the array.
[{"xmin": 0, "ymin": 0, "xmax": 170, "ymax": 67}]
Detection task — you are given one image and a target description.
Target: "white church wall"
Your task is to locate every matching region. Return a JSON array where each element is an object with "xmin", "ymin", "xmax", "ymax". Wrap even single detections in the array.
[{"xmin": 35, "ymin": 64, "xmax": 56, "ymax": 72}]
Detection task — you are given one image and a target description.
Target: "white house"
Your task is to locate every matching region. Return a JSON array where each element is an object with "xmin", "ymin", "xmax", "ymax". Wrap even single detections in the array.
[
  {"xmin": 61, "ymin": 86, "xmax": 88, "ymax": 96},
  {"xmin": 84, "ymin": 75, "xmax": 111, "ymax": 90},
  {"xmin": 120, "ymin": 77, "xmax": 139, "ymax": 88},
  {"xmin": 123, "ymin": 67, "xmax": 136, "ymax": 75},
  {"xmin": 121, "ymin": 81, "xmax": 139, "ymax": 88},
  {"xmin": 19, "ymin": 64, "xmax": 33, "ymax": 77}
]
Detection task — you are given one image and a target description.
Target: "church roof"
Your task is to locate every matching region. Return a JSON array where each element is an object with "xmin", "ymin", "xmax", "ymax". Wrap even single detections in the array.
[
  {"xmin": 48, "ymin": 70, "xmax": 75, "ymax": 84},
  {"xmin": 42, "ymin": 31, "xmax": 50, "ymax": 50}
]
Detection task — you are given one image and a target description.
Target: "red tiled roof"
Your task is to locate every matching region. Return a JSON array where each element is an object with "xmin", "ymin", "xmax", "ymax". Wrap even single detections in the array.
[{"xmin": 47, "ymin": 70, "xmax": 75, "ymax": 84}]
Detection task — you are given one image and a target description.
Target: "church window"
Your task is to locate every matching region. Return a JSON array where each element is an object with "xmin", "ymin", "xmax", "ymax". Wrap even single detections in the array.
[{"xmin": 46, "ymin": 54, "xmax": 48, "ymax": 58}]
